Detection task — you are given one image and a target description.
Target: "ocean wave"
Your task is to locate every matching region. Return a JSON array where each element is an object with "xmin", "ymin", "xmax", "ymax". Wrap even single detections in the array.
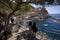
[{"xmin": 53, "ymin": 20, "xmax": 60, "ymax": 24}]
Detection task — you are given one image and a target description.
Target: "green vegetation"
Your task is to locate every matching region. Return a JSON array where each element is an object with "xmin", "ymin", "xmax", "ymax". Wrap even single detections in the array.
[
  {"xmin": 20, "ymin": 3, "xmax": 32, "ymax": 11},
  {"xmin": 0, "ymin": 33, "xmax": 6, "ymax": 40}
]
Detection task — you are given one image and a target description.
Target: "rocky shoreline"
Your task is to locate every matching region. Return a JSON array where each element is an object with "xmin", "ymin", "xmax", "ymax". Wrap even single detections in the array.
[
  {"xmin": 7, "ymin": 21, "xmax": 49, "ymax": 40},
  {"xmin": 7, "ymin": 7, "xmax": 51, "ymax": 40}
]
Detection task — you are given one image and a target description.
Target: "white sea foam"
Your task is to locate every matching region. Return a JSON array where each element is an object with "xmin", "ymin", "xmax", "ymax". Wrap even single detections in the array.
[{"xmin": 53, "ymin": 20, "xmax": 60, "ymax": 24}]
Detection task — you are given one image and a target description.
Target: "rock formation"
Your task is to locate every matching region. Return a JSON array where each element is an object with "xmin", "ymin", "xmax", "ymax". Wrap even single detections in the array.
[
  {"xmin": 26, "ymin": 7, "xmax": 49, "ymax": 19},
  {"xmin": 38, "ymin": 7, "xmax": 49, "ymax": 18},
  {"xmin": 7, "ymin": 7, "xmax": 50, "ymax": 40}
]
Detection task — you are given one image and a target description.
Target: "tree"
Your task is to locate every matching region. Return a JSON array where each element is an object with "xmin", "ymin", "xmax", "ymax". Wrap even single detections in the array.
[
  {"xmin": 0, "ymin": 0, "xmax": 32, "ymax": 28},
  {"xmin": 0, "ymin": 0, "xmax": 32, "ymax": 39}
]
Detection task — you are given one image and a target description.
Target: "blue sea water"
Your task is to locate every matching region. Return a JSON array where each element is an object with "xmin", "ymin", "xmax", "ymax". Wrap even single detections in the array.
[
  {"xmin": 27, "ymin": 14, "xmax": 60, "ymax": 40},
  {"xmin": 50, "ymin": 14, "xmax": 60, "ymax": 18},
  {"xmin": 36, "ymin": 14, "xmax": 60, "ymax": 40}
]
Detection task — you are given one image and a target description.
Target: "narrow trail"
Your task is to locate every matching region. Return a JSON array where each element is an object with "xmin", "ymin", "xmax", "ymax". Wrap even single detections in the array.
[
  {"xmin": 7, "ymin": 22, "xmax": 48, "ymax": 40},
  {"xmin": 7, "ymin": 17, "xmax": 49, "ymax": 40},
  {"xmin": 7, "ymin": 20, "xmax": 30, "ymax": 40}
]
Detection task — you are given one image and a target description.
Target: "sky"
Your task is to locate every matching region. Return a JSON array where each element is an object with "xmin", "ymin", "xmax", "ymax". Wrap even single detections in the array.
[
  {"xmin": 29, "ymin": 3, "xmax": 60, "ymax": 14},
  {"xmin": 45, "ymin": 5, "xmax": 60, "ymax": 14}
]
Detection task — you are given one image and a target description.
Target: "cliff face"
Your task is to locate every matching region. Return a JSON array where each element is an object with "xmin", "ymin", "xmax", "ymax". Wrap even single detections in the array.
[
  {"xmin": 37, "ymin": 7, "xmax": 49, "ymax": 18},
  {"xmin": 27, "ymin": 7, "xmax": 49, "ymax": 19}
]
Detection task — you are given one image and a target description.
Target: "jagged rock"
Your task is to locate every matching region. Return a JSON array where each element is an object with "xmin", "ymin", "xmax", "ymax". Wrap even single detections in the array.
[
  {"xmin": 38, "ymin": 7, "xmax": 49, "ymax": 18},
  {"xmin": 35, "ymin": 31, "xmax": 48, "ymax": 40},
  {"xmin": 16, "ymin": 30, "xmax": 38, "ymax": 40},
  {"xmin": 26, "ymin": 7, "xmax": 49, "ymax": 19},
  {"xmin": 12, "ymin": 25, "xmax": 19, "ymax": 33}
]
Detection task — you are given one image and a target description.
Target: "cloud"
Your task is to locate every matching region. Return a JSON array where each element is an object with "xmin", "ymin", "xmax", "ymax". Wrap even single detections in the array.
[
  {"xmin": 45, "ymin": 5, "xmax": 60, "ymax": 14},
  {"xmin": 29, "ymin": 3, "xmax": 60, "ymax": 14}
]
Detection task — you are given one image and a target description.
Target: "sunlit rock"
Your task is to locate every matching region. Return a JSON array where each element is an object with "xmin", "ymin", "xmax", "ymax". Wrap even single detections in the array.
[
  {"xmin": 21, "ymin": 38, "xmax": 25, "ymax": 40},
  {"xmin": 10, "ymin": 0, "xmax": 12, "ymax": 1},
  {"xmin": 22, "ymin": 0, "xmax": 27, "ymax": 2},
  {"xmin": 25, "ymin": 16, "xmax": 29, "ymax": 18},
  {"xmin": 36, "ymin": 32, "xmax": 42, "ymax": 39},
  {"xmin": 12, "ymin": 25, "xmax": 19, "ymax": 33},
  {"xmin": 26, "ymin": 28, "xmax": 29, "ymax": 30},
  {"xmin": 18, "ymin": 29, "xmax": 23, "ymax": 33}
]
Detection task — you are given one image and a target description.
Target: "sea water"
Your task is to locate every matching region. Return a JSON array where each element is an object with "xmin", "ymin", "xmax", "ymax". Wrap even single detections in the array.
[{"xmin": 36, "ymin": 14, "xmax": 60, "ymax": 40}]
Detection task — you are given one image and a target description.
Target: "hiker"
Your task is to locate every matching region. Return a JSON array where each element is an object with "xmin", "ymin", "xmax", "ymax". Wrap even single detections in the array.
[
  {"xmin": 11, "ymin": 18, "xmax": 14, "ymax": 23},
  {"xmin": 31, "ymin": 22, "xmax": 38, "ymax": 33},
  {"xmin": 28, "ymin": 21, "xmax": 32, "ymax": 27}
]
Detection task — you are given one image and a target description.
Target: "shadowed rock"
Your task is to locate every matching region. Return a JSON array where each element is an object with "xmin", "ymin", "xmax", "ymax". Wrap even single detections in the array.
[
  {"xmin": 16, "ymin": 30, "xmax": 38, "ymax": 40},
  {"xmin": 28, "ymin": 21, "xmax": 32, "ymax": 26}
]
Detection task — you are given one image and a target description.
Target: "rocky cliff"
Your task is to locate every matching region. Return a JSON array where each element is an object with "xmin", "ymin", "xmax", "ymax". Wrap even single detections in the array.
[
  {"xmin": 38, "ymin": 7, "xmax": 49, "ymax": 18},
  {"xmin": 27, "ymin": 7, "xmax": 49, "ymax": 19},
  {"xmin": 7, "ymin": 7, "xmax": 50, "ymax": 40}
]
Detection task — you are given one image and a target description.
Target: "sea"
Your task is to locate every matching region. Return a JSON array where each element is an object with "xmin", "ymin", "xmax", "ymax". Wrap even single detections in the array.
[
  {"xmin": 50, "ymin": 14, "xmax": 60, "ymax": 18},
  {"xmin": 36, "ymin": 14, "xmax": 60, "ymax": 40},
  {"xmin": 27, "ymin": 14, "xmax": 60, "ymax": 40}
]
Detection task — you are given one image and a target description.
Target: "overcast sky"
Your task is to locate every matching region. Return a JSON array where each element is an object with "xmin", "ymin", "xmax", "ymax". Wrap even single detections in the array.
[
  {"xmin": 29, "ymin": 3, "xmax": 60, "ymax": 14},
  {"xmin": 45, "ymin": 5, "xmax": 60, "ymax": 14}
]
